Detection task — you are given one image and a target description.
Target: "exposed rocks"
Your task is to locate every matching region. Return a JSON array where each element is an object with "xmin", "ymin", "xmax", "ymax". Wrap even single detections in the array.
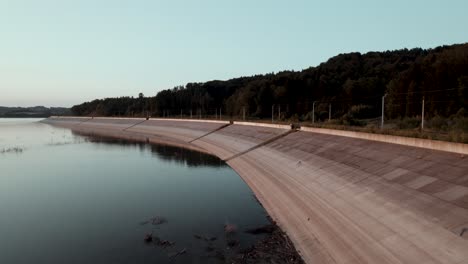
[
  {"xmin": 143, "ymin": 233, "xmax": 153, "ymax": 243},
  {"xmin": 205, "ymin": 245, "xmax": 216, "ymax": 252},
  {"xmin": 230, "ymin": 227, "xmax": 304, "ymax": 264},
  {"xmin": 224, "ymin": 223, "xmax": 237, "ymax": 234},
  {"xmin": 141, "ymin": 215, "xmax": 303, "ymax": 263},
  {"xmin": 168, "ymin": 248, "xmax": 186, "ymax": 259},
  {"xmin": 154, "ymin": 237, "xmax": 175, "ymax": 248},
  {"xmin": 227, "ymin": 239, "xmax": 240, "ymax": 248},
  {"xmin": 151, "ymin": 216, "xmax": 167, "ymax": 225},
  {"xmin": 139, "ymin": 216, "xmax": 167, "ymax": 226},
  {"xmin": 144, "ymin": 233, "xmax": 175, "ymax": 248}
]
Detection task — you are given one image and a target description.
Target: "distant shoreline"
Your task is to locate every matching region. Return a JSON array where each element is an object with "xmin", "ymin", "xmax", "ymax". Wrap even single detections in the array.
[{"xmin": 0, "ymin": 116, "xmax": 51, "ymax": 118}]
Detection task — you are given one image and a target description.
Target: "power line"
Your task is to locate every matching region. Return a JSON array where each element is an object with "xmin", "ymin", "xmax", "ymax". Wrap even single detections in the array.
[{"xmin": 386, "ymin": 88, "xmax": 458, "ymax": 96}]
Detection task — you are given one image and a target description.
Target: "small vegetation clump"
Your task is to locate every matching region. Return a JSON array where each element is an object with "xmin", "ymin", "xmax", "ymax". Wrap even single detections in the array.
[{"xmin": 0, "ymin": 147, "xmax": 24, "ymax": 154}]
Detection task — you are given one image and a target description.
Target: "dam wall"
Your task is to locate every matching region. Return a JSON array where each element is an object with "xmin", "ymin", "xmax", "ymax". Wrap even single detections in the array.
[
  {"xmin": 43, "ymin": 117, "xmax": 468, "ymax": 264},
  {"xmin": 301, "ymin": 126, "xmax": 468, "ymax": 155}
]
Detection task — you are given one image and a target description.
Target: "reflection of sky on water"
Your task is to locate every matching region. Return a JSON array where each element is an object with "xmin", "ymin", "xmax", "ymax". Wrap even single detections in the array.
[{"xmin": 0, "ymin": 118, "xmax": 269, "ymax": 264}]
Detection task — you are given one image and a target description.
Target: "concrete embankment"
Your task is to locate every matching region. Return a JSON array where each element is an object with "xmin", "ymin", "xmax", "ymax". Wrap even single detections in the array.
[{"xmin": 43, "ymin": 117, "xmax": 468, "ymax": 264}]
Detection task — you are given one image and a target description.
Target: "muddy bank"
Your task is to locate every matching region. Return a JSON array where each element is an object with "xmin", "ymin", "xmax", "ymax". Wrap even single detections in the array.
[
  {"xmin": 230, "ymin": 222, "xmax": 304, "ymax": 264},
  {"xmin": 142, "ymin": 217, "xmax": 304, "ymax": 263}
]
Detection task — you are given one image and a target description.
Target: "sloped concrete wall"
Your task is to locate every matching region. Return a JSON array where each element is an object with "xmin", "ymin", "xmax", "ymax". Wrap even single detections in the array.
[
  {"xmin": 301, "ymin": 126, "xmax": 468, "ymax": 155},
  {"xmin": 228, "ymin": 131, "xmax": 468, "ymax": 263},
  {"xmin": 43, "ymin": 117, "xmax": 468, "ymax": 264}
]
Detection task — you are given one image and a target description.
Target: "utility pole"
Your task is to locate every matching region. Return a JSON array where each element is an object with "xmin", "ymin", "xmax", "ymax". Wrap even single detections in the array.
[
  {"xmin": 329, "ymin": 103, "xmax": 331, "ymax": 121},
  {"xmin": 381, "ymin": 94, "xmax": 386, "ymax": 129},
  {"xmin": 199, "ymin": 108, "xmax": 201, "ymax": 119},
  {"xmin": 421, "ymin": 96, "xmax": 425, "ymax": 130},
  {"xmin": 180, "ymin": 109, "xmax": 182, "ymax": 119},
  {"xmin": 278, "ymin": 105, "xmax": 281, "ymax": 121},
  {"xmin": 312, "ymin": 101, "xmax": 316, "ymax": 124},
  {"xmin": 190, "ymin": 109, "xmax": 192, "ymax": 119},
  {"xmin": 243, "ymin": 107, "xmax": 246, "ymax": 121},
  {"xmin": 219, "ymin": 108, "xmax": 222, "ymax": 120},
  {"xmin": 272, "ymin": 105, "xmax": 274, "ymax": 123},
  {"xmin": 215, "ymin": 109, "xmax": 217, "ymax": 120}
]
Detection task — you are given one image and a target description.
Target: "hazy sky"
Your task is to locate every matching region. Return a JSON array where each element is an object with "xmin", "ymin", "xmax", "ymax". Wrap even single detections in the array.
[{"xmin": 1, "ymin": 0, "xmax": 467, "ymax": 107}]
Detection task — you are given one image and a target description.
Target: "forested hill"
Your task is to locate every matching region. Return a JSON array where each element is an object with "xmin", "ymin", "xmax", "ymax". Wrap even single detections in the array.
[{"xmin": 72, "ymin": 43, "xmax": 468, "ymax": 121}]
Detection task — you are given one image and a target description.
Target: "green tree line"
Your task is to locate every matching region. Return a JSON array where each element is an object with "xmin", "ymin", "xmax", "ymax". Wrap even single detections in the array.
[{"xmin": 71, "ymin": 43, "xmax": 468, "ymax": 122}]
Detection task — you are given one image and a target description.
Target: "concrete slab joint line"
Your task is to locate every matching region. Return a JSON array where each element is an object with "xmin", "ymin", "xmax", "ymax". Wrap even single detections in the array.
[
  {"xmin": 461, "ymin": 227, "xmax": 468, "ymax": 237},
  {"xmin": 188, "ymin": 123, "xmax": 232, "ymax": 143},
  {"xmin": 122, "ymin": 119, "xmax": 148, "ymax": 131},
  {"xmin": 224, "ymin": 129, "xmax": 298, "ymax": 161}
]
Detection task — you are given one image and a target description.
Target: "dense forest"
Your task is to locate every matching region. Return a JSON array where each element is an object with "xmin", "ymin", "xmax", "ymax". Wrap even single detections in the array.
[{"xmin": 71, "ymin": 43, "xmax": 468, "ymax": 124}]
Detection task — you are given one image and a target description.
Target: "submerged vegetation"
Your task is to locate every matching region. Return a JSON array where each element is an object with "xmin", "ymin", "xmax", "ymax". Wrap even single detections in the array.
[{"xmin": 0, "ymin": 147, "xmax": 25, "ymax": 154}]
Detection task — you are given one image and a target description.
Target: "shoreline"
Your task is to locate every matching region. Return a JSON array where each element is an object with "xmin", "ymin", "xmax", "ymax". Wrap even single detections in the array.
[
  {"xmin": 60, "ymin": 122, "xmax": 306, "ymax": 263},
  {"xmin": 42, "ymin": 117, "xmax": 468, "ymax": 264}
]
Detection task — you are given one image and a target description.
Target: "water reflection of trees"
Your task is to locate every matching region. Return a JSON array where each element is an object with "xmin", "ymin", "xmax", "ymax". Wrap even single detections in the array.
[{"xmin": 72, "ymin": 132, "xmax": 226, "ymax": 168}]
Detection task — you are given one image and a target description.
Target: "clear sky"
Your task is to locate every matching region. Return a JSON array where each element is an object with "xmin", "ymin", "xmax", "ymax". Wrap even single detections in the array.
[{"xmin": 1, "ymin": 0, "xmax": 467, "ymax": 107}]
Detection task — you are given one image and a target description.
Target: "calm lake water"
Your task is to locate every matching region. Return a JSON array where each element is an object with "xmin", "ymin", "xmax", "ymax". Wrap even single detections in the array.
[{"xmin": 0, "ymin": 118, "xmax": 270, "ymax": 264}]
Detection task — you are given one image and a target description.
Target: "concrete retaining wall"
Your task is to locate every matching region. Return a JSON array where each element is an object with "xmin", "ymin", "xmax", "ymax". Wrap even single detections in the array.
[
  {"xmin": 43, "ymin": 116, "xmax": 468, "ymax": 264},
  {"xmin": 300, "ymin": 126, "xmax": 468, "ymax": 155}
]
